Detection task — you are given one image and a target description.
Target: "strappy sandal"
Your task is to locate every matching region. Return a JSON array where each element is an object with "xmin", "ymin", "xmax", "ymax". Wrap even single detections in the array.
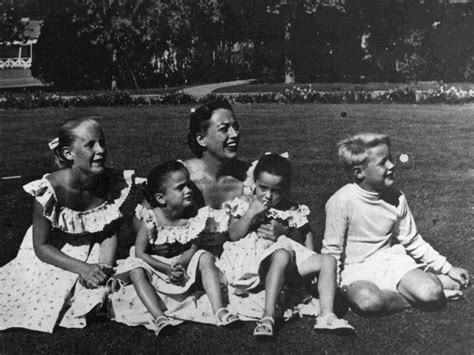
[
  {"xmin": 253, "ymin": 316, "xmax": 274, "ymax": 337},
  {"xmin": 152, "ymin": 316, "xmax": 174, "ymax": 337},
  {"xmin": 215, "ymin": 307, "xmax": 241, "ymax": 327},
  {"xmin": 314, "ymin": 313, "xmax": 354, "ymax": 332}
]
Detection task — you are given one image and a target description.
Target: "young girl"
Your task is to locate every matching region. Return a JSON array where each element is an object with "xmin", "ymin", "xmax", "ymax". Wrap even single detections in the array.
[
  {"xmin": 0, "ymin": 118, "xmax": 133, "ymax": 333},
  {"xmin": 109, "ymin": 161, "xmax": 239, "ymax": 336},
  {"xmin": 217, "ymin": 154, "xmax": 353, "ymax": 337}
]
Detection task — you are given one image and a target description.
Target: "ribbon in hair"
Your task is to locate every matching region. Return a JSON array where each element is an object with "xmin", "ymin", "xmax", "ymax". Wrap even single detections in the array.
[
  {"xmin": 48, "ymin": 137, "xmax": 59, "ymax": 150},
  {"xmin": 243, "ymin": 152, "xmax": 290, "ymax": 195}
]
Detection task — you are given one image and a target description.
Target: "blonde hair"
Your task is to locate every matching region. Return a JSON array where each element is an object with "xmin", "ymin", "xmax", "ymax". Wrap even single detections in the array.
[
  {"xmin": 337, "ymin": 133, "xmax": 391, "ymax": 173},
  {"xmin": 52, "ymin": 117, "xmax": 103, "ymax": 169}
]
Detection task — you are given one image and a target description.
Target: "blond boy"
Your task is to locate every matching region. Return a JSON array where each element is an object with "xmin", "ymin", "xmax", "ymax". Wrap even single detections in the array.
[{"xmin": 322, "ymin": 133, "xmax": 469, "ymax": 315}]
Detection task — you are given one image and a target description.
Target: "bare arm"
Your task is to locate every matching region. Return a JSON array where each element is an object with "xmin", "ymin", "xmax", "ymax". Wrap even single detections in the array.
[
  {"xmin": 32, "ymin": 200, "xmax": 108, "ymax": 288},
  {"xmin": 177, "ymin": 243, "xmax": 198, "ymax": 267},
  {"xmin": 304, "ymin": 230, "xmax": 315, "ymax": 251},
  {"xmin": 134, "ymin": 222, "xmax": 172, "ymax": 275},
  {"xmin": 228, "ymin": 197, "xmax": 266, "ymax": 241}
]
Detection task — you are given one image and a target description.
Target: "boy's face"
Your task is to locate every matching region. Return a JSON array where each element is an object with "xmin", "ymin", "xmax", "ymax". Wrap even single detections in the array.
[
  {"xmin": 357, "ymin": 144, "xmax": 395, "ymax": 192},
  {"xmin": 255, "ymin": 171, "xmax": 288, "ymax": 208}
]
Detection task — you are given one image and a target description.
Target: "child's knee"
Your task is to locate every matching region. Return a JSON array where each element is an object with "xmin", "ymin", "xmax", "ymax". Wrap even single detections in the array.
[
  {"xmin": 414, "ymin": 278, "xmax": 444, "ymax": 304},
  {"xmin": 129, "ymin": 267, "xmax": 147, "ymax": 281},
  {"xmin": 348, "ymin": 286, "xmax": 385, "ymax": 313},
  {"xmin": 271, "ymin": 249, "xmax": 291, "ymax": 264},
  {"xmin": 198, "ymin": 251, "xmax": 215, "ymax": 269}
]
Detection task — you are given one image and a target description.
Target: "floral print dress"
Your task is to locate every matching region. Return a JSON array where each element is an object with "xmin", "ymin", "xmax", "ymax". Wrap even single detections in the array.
[
  {"xmin": 0, "ymin": 170, "xmax": 133, "ymax": 333},
  {"xmin": 108, "ymin": 205, "xmax": 223, "ymax": 329}
]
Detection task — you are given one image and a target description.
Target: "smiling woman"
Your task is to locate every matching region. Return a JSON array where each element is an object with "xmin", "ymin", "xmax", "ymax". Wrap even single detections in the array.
[{"xmin": 0, "ymin": 117, "xmax": 133, "ymax": 333}]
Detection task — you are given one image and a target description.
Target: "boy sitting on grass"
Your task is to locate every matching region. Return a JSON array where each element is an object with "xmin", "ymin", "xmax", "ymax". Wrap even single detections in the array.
[{"xmin": 322, "ymin": 133, "xmax": 469, "ymax": 316}]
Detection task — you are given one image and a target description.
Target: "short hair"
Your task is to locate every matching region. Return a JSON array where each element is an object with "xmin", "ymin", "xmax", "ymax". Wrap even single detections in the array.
[
  {"xmin": 187, "ymin": 99, "xmax": 233, "ymax": 158},
  {"xmin": 143, "ymin": 160, "xmax": 189, "ymax": 208},
  {"xmin": 253, "ymin": 154, "xmax": 292, "ymax": 188},
  {"xmin": 337, "ymin": 133, "xmax": 391, "ymax": 173},
  {"xmin": 52, "ymin": 117, "xmax": 103, "ymax": 169}
]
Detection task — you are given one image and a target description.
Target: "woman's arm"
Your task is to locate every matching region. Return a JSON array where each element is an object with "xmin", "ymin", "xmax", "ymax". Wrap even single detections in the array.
[
  {"xmin": 134, "ymin": 223, "xmax": 172, "ymax": 275},
  {"xmin": 32, "ymin": 200, "xmax": 108, "ymax": 288}
]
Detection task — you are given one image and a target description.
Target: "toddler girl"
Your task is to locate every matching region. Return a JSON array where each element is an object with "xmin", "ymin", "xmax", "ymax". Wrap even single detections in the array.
[
  {"xmin": 109, "ymin": 160, "xmax": 239, "ymax": 336},
  {"xmin": 217, "ymin": 154, "xmax": 353, "ymax": 337},
  {"xmin": 0, "ymin": 118, "xmax": 132, "ymax": 333}
]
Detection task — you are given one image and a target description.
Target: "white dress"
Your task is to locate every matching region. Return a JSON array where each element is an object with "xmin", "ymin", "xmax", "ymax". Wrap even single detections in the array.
[
  {"xmin": 108, "ymin": 205, "xmax": 221, "ymax": 329},
  {"xmin": 216, "ymin": 196, "xmax": 319, "ymax": 319},
  {"xmin": 0, "ymin": 170, "xmax": 133, "ymax": 333}
]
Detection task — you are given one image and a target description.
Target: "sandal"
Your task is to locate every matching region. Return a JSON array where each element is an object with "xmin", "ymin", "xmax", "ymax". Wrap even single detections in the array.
[
  {"xmin": 152, "ymin": 316, "xmax": 174, "ymax": 337},
  {"xmin": 314, "ymin": 313, "xmax": 354, "ymax": 332},
  {"xmin": 253, "ymin": 316, "xmax": 274, "ymax": 337},
  {"xmin": 215, "ymin": 307, "xmax": 241, "ymax": 327}
]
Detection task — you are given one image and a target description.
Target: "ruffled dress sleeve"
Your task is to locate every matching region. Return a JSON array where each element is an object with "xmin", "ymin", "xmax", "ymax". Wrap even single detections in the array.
[
  {"xmin": 267, "ymin": 204, "xmax": 310, "ymax": 228},
  {"xmin": 223, "ymin": 196, "xmax": 251, "ymax": 218},
  {"xmin": 135, "ymin": 205, "xmax": 209, "ymax": 246},
  {"xmin": 23, "ymin": 170, "xmax": 134, "ymax": 235}
]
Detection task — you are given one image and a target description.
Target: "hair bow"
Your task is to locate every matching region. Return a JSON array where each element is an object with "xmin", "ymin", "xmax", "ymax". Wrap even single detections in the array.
[{"xmin": 48, "ymin": 137, "xmax": 59, "ymax": 150}]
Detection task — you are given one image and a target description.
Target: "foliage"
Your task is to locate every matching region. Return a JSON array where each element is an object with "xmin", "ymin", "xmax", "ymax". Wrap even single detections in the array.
[
  {"xmin": 31, "ymin": 12, "xmax": 112, "ymax": 89},
  {"xmin": 0, "ymin": 90, "xmax": 196, "ymax": 109},
  {"xmin": 30, "ymin": 1, "xmax": 474, "ymax": 88},
  {"xmin": 0, "ymin": 5, "xmax": 25, "ymax": 43}
]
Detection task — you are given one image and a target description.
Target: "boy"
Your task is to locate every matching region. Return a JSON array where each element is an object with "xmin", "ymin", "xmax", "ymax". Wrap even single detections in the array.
[{"xmin": 322, "ymin": 133, "xmax": 469, "ymax": 315}]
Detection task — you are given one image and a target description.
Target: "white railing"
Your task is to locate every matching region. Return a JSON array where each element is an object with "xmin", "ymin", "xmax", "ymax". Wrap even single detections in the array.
[{"xmin": 0, "ymin": 57, "xmax": 32, "ymax": 69}]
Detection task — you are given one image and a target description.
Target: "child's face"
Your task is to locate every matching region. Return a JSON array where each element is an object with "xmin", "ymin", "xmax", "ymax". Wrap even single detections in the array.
[
  {"xmin": 358, "ymin": 144, "xmax": 395, "ymax": 192},
  {"xmin": 70, "ymin": 121, "xmax": 107, "ymax": 175},
  {"xmin": 161, "ymin": 170, "xmax": 193, "ymax": 209},
  {"xmin": 255, "ymin": 171, "xmax": 288, "ymax": 208}
]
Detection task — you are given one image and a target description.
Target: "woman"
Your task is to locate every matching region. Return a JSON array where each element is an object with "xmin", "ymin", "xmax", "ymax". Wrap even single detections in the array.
[{"xmin": 135, "ymin": 100, "xmax": 249, "ymax": 256}]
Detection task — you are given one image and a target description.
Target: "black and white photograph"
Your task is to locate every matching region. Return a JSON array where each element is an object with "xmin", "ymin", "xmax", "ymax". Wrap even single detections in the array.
[{"xmin": 1, "ymin": 0, "xmax": 472, "ymax": 353}]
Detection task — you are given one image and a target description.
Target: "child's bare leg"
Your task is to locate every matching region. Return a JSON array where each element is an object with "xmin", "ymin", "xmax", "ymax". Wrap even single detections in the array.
[
  {"xmin": 436, "ymin": 274, "xmax": 461, "ymax": 290},
  {"xmin": 297, "ymin": 254, "xmax": 337, "ymax": 315},
  {"xmin": 263, "ymin": 249, "xmax": 291, "ymax": 319},
  {"xmin": 345, "ymin": 280, "xmax": 411, "ymax": 316},
  {"xmin": 198, "ymin": 252, "xmax": 224, "ymax": 314},
  {"xmin": 130, "ymin": 267, "xmax": 166, "ymax": 319},
  {"xmin": 397, "ymin": 269, "xmax": 446, "ymax": 309}
]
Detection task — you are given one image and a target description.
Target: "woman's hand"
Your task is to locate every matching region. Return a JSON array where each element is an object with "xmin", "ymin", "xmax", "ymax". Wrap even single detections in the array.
[
  {"xmin": 79, "ymin": 263, "xmax": 114, "ymax": 289},
  {"xmin": 257, "ymin": 220, "xmax": 288, "ymax": 242},
  {"xmin": 448, "ymin": 266, "xmax": 470, "ymax": 288}
]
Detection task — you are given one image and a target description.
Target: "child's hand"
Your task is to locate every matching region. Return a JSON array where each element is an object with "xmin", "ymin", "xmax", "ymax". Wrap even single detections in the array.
[
  {"xmin": 79, "ymin": 263, "xmax": 111, "ymax": 289},
  {"xmin": 248, "ymin": 196, "xmax": 267, "ymax": 215},
  {"xmin": 448, "ymin": 266, "xmax": 470, "ymax": 288},
  {"xmin": 168, "ymin": 263, "xmax": 185, "ymax": 285},
  {"xmin": 257, "ymin": 220, "xmax": 288, "ymax": 242}
]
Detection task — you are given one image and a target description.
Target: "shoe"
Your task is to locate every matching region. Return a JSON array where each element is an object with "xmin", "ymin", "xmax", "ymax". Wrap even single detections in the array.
[
  {"xmin": 444, "ymin": 289, "xmax": 464, "ymax": 301},
  {"xmin": 215, "ymin": 307, "xmax": 241, "ymax": 327},
  {"xmin": 152, "ymin": 316, "xmax": 174, "ymax": 337},
  {"xmin": 314, "ymin": 313, "xmax": 354, "ymax": 332},
  {"xmin": 253, "ymin": 316, "xmax": 274, "ymax": 337}
]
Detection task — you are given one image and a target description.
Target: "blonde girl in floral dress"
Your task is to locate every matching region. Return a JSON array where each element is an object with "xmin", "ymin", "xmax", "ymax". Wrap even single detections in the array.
[
  {"xmin": 0, "ymin": 118, "xmax": 133, "ymax": 333},
  {"xmin": 109, "ymin": 161, "xmax": 239, "ymax": 336}
]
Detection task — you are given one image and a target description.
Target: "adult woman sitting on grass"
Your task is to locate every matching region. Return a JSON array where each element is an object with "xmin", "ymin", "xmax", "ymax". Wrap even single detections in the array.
[
  {"xmin": 0, "ymin": 118, "xmax": 133, "ymax": 333},
  {"xmin": 135, "ymin": 100, "xmax": 249, "ymax": 256}
]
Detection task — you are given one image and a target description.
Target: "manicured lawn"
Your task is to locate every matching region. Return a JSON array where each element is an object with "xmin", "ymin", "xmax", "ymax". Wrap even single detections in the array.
[
  {"xmin": 212, "ymin": 81, "xmax": 474, "ymax": 93},
  {"xmin": 1, "ymin": 103, "xmax": 473, "ymax": 353}
]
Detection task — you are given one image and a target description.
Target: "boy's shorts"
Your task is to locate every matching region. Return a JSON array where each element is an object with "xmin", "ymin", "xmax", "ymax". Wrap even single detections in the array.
[{"xmin": 340, "ymin": 245, "xmax": 423, "ymax": 291}]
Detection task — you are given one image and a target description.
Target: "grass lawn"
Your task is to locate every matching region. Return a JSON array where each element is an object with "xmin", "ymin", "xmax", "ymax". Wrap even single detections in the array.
[
  {"xmin": 1, "ymin": 103, "xmax": 473, "ymax": 353},
  {"xmin": 212, "ymin": 81, "xmax": 474, "ymax": 93}
]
